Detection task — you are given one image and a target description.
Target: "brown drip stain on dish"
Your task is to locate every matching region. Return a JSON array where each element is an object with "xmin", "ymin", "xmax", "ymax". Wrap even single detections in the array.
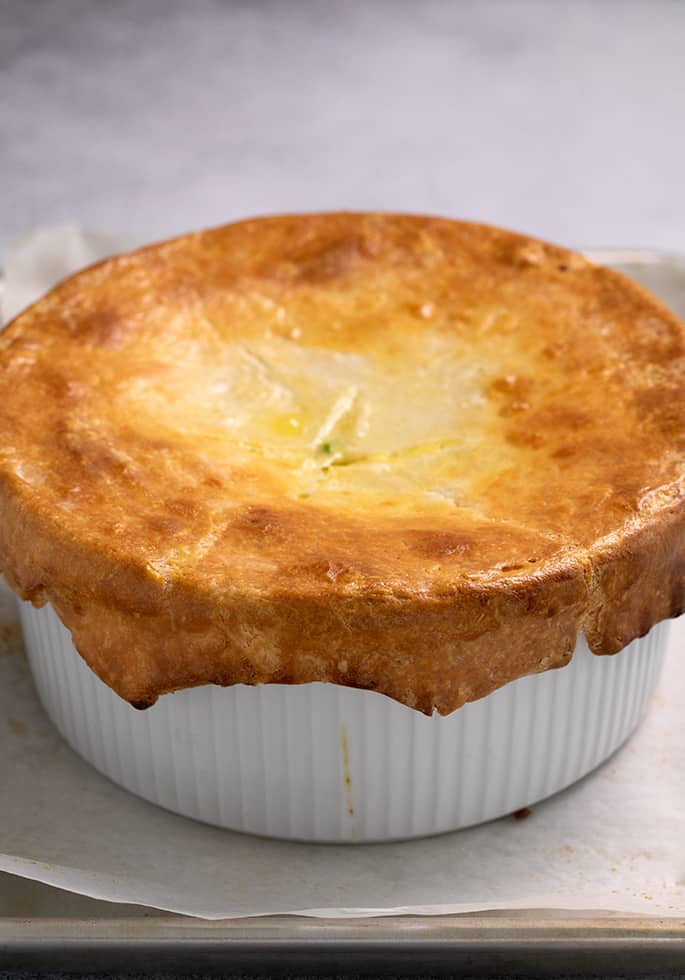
[
  {"xmin": 340, "ymin": 723, "xmax": 355, "ymax": 817},
  {"xmin": 0, "ymin": 622, "xmax": 24, "ymax": 657},
  {"xmin": 513, "ymin": 806, "xmax": 532, "ymax": 821}
]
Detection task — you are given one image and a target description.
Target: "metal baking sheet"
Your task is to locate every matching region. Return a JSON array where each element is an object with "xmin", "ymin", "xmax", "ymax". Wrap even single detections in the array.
[
  {"xmin": 1, "ymin": 872, "xmax": 684, "ymax": 976},
  {"xmin": 1, "ymin": 249, "xmax": 685, "ymax": 975}
]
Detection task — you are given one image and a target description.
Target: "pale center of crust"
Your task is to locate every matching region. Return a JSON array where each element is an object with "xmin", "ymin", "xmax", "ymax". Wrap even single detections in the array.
[{"xmin": 123, "ymin": 320, "xmax": 532, "ymax": 512}]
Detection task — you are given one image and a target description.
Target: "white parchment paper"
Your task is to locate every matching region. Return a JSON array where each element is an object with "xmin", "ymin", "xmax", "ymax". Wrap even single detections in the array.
[{"xmin": 0, "ymin": 227, "xmax": 683, "ymax": 920}]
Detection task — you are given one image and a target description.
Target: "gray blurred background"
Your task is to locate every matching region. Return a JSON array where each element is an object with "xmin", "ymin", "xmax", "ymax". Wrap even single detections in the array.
[{"xmin": 2, "ymin": 0, "xmax": 685, "ymax": 257}]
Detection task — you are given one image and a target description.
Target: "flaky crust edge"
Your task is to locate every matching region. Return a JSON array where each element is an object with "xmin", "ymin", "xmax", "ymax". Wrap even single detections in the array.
[{"xmin": 2, "ymin": 472, "xmax": 684, "ymax": 715}]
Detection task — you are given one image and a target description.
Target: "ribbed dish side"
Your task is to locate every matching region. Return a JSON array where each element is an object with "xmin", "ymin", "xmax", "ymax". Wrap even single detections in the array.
[{"xmin": 19, "ymin": 601, "xmax": 668, "ymax": 842}]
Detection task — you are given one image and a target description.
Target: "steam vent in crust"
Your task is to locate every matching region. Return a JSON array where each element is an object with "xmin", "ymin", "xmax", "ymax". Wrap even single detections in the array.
[{"xmin": 1, "ymin": 213, "xmax": 684, "ymax": 715}]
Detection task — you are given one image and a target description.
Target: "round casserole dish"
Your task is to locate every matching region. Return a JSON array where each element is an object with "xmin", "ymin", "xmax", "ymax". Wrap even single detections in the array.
[{"xmin": 2, "ymin": 214, "xmax": 684, "ymax": 841}]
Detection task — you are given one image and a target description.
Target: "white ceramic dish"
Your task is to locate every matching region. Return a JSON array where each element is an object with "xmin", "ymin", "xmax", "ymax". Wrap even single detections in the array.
[{"xmin": 20, "ymin": 600, "xmax": 668, "ymax": 842}]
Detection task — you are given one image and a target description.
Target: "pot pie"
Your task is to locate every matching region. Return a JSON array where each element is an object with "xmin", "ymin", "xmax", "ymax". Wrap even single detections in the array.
[{"xmin": 1, "ymin": 214, "xmax": 684, "ymax": 716}]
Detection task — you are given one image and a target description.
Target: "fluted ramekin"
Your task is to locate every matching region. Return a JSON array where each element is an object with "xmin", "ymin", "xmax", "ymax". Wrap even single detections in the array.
[{"xmin": 20, "ymin": 600, "xmax": 667, "ymax": 842}]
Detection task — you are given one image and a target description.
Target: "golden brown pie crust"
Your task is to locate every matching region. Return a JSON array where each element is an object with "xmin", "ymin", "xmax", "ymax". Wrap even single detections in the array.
[{"xmin": 1, "ymin": 213, "xmax": 684, "ymax": 714}]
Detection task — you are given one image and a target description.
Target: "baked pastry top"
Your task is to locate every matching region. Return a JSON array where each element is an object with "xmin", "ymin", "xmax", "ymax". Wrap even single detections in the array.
[{"xmin": 1, "ymin": 213, "xmax": 684, "ymax": 713}]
